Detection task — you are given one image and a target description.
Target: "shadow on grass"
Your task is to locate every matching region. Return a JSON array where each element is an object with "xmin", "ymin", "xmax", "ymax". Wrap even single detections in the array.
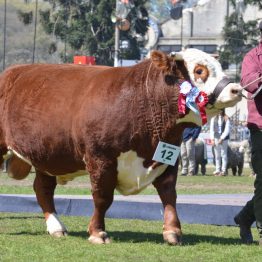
[
  {"xmin": 182, "ymin": 233, "xmax": 240, "ymax": 245},
  {"xmin": 69, "ymin": 230, "xmax": 241, "ymax": 245},
  {"xmin": 0, "ymin": 215, "xmax": 43, "ymax": 220},
  {"xmin": 3, "ymin": 229, "xmax": 246, "ymax": 245}
]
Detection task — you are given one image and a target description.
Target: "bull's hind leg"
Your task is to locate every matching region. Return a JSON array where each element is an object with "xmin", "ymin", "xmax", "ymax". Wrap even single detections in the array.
[
  {"xmin": 87, "ymin": 157, "xmax": 117, "ymax": 244},
  {"xmin": 33, "ymin": 170, "xmax": 67, "ymax": 237},
  {"xmin": 153, "ymin": 164, "xmax": 182, "ymax": 245}
]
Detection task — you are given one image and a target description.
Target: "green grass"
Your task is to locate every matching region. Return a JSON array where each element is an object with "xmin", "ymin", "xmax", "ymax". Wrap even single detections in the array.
[
  {"xmin": 0, "ymin": 212, "xmax": 262, "ymax": 262},
  {"xmin": 0, "ymin": 167, "xmax": 255, "ymax": 195}
]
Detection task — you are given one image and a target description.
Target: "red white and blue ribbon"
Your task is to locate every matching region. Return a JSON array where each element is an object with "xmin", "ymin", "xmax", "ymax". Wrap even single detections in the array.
[{"xmin": 178, "ymin": 81, "xmax": 208, "ymax": 125}]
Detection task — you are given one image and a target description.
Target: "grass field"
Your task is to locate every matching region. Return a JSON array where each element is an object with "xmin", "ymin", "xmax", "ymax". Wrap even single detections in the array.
[
  {"xmin": 1, "ymin": 212, "xmax": 262, "ymax": 262},
  {"xmin": 0, "ymin": 166, "xmax": 255, "ymax": 195},
  {"xmin": 0, "ymin": 167, "xmax": 260, "ymax": 261}
]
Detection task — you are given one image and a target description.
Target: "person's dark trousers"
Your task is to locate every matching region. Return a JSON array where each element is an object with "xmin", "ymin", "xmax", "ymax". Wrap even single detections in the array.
[
  {"xmin": 251, "ymin": 129, "xmax": 262, "ymax": 237},
  {"xmin": 235, "ymin": 129, "xmax": 262, "ymax": 241}
]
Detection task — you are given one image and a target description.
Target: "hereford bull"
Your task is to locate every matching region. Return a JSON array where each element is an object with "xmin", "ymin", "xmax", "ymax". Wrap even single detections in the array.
[{"xmin": 0, "ymin": 49, "xmax": 242, "ymax": 245}]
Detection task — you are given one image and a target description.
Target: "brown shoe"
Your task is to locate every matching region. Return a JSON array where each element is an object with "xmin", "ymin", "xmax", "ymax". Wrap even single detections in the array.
[{"xmin": 234, "ymin": 214, "xmax": 253, "ymax": 244}]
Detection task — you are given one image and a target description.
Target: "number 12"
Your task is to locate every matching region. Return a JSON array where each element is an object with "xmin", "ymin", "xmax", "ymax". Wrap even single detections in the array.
[{"xmin": 161, "ymin": 150, "xmax": 173, "ymax": 161}]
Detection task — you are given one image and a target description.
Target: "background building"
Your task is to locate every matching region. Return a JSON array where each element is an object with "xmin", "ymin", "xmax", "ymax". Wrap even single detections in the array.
[
  {"xmin": 145, "ymin": 0, "xmax": 262, "ymax": 123},
  {"xmin": 146, "ymin": 0, "xmax": 262, "ymax": 55}
]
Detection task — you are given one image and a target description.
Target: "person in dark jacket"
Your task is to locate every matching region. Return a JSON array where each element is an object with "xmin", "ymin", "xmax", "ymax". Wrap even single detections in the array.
[
  {"xmin": 234, "ymin": 21, "xmax": 262, "ymax": 245},
  {"xmin": 180, "ymin": 126, "xmax": 201, "ymax": 176}
]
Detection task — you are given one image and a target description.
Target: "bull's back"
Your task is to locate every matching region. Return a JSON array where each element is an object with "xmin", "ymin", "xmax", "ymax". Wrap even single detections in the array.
[
  {"xmin": 1, "ymin": 63, "xmax": 114, "ymax": 127},
  {"xmin": 0, "ymin": 64, "xmax": 122, "ymax": 163}
]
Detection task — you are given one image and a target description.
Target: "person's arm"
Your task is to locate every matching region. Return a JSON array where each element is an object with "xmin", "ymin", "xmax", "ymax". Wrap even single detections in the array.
[
  {"xmin": 241, "ymin": 51, "xmax": 262, "ymax": 94},
  {"xmin": 220, "ymin": 119, "xmax": 230, "ymax": 141}
]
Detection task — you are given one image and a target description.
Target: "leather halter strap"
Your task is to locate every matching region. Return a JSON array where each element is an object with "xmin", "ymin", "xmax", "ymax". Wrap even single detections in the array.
[{"xmin": 208, "ymin": 77, "xmax": 232, "ymax": 105}]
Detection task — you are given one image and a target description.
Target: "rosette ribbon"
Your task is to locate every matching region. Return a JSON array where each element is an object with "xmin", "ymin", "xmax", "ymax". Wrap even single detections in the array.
[
  {"xmin": 195, "ymin": 91, "xmax": 209, "ymax": 125},
  {"xmin": 178, "ymin": 81, "xmax": 209, "ymax": 125}
]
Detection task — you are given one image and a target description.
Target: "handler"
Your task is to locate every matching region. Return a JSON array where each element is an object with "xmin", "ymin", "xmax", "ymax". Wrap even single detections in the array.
[{"xmin": 234, "ymin": 21, "xmax": 262, "ymax": 245}]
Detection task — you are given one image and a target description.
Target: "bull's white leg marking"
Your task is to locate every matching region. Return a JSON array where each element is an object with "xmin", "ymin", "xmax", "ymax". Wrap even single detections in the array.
[
  {"xmin": 46, "ymin": 213, "xmax": 68, "ymax": 236},
  {"xmin": 117, "ymin": 151, "xmax": 168, "ymax": 195}
]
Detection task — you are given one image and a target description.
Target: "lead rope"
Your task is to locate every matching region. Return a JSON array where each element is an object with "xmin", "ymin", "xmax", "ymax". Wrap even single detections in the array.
[
  {"xmin": 145, "ymin": 62, "xmax": 162, "ymax": 142},
  {"xmin": 242, "ymin": 75, "xmax": 262, "ymax": 100}
]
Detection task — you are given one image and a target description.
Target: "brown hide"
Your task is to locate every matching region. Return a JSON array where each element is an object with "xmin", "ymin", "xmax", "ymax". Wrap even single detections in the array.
[
  {"xmin": 0, "ymin": 57, "xmax": 190, "ymax": 179},
  {"xmin": 0, "ymin": 50, "xmax": 243, "ymax": 245},
  {"xmin": 7, "ymin": 155, "xmax": 31, "ymax": 180}
]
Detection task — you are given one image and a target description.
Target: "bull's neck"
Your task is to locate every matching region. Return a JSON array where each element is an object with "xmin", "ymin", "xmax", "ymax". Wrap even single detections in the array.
[{"xmin": 134, "ymin": 64, "xmax": 180, "ymax": 145}]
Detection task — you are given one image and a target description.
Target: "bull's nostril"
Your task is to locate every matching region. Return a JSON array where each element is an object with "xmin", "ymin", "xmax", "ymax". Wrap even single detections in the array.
[{"xmin": 231, "ymin": 89, "xmax": 239, "ymax": 95}]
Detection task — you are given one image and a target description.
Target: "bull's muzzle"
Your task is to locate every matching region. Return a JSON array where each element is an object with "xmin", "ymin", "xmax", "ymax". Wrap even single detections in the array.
[{"xmin": 208, "ymin": 77, "xmax": 242, "ymax": 105}]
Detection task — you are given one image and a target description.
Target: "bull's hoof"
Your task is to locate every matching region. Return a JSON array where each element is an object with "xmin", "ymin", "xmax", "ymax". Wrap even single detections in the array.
[
  {"xmin": 88, "ymin": 231, "xmax": 111, "ymax": 244},
  {"xmin": 50, "ymin": 230, "xmax": 68, "ymax": 238},
  {"xmin": 163, "ymin": 230, "xmax": 182, "ymax": 245}
]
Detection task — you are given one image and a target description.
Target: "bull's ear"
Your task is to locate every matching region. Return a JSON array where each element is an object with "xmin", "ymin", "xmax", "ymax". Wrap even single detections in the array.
[{"xmin": 151, "ymin": 50, "xmax": 174, "ymax": 73}]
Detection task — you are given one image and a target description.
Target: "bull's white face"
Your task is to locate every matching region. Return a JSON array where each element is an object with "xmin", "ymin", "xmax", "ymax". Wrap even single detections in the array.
[{"xmin": 177, "ymin": 48, "xmax": 242, "ymax": 123}]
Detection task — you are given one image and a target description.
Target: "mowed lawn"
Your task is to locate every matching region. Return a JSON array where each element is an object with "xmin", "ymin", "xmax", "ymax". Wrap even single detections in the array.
[
  {"xmin": 0, "ymin": 166, "xmax": 256, "ymax": 195},
  {"xmin": 0, "ymin": 167, "xmax": 260, "ymax": 261},
  {"xmin": 1, "ymin": 212, "xmax": 262, "ymax": 262}
]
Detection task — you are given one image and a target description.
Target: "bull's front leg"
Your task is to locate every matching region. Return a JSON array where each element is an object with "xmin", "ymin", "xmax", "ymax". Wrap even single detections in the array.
[
  {"xmin": 33, "ymin": 170, "xmax": 67, "ymax": 237},
  {"xmin": 86, "ymin": 157, "xmax": 117, "ymax": 244},
  {"xmin": 152, "ymin": 163, "xmax": 182, "ymax": 245}
]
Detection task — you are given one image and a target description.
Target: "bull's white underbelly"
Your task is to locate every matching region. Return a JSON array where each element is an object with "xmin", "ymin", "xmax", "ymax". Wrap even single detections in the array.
[
  {"xmin": 116, "ymin": 151, "xmax": 168, "ymax": 195},
  {"xmin": 7, "ymin": 148, "xmax": 167, "ymax": 196},
  {"xmin": 57, "ymin": 151, "xmax": 168, "ymax": 195}
]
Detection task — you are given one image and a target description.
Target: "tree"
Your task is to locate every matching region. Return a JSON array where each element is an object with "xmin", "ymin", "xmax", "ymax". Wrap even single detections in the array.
[
  {"xmin": 38, "ymin": 0, "xmax": 148, "ymax": 65},
  {"xmin": 244, "ymin": 0, "xmax": 262, "ymax": 9},
  {"xmin": 220, "ymin": 0, "xmax": 262, "ymax": 80}
]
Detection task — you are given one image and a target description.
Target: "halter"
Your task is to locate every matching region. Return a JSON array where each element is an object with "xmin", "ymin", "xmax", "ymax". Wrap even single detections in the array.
[{"xmin": 207, "ymin": 77, "xmax": 232, "ymax": 105}]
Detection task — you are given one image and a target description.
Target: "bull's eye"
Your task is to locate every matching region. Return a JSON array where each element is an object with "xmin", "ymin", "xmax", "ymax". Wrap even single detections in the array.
[
  {"xmin": 196, "ymin": 69, "xmax": 203, "ymax": 75},
  {"xmin": 193, "ymin": 64, "xmax": 209, "ymax": 83}
]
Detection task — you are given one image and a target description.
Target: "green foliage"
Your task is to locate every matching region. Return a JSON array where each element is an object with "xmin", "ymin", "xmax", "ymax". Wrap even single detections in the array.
[
  {"xmin": 38, "ymin": 0, "xmax": 149, "ymax": 65},
  {"xmin": 0, "ymin": 0, "xmax": 63, "ymax": 70},
  {"xmin": 244, "ymin": 0, "xmax": 262, "ymax": 9},
  {"xmin": 230, "ymin": 0, "xmax": 262, "ymax": 9},
  {"xmin": 17, "ymin": 10, "xmax": 33, "ymax": 24},
  {"xmin": 220, "ymin": 1, "xmax": 262, "ymax": 80}
]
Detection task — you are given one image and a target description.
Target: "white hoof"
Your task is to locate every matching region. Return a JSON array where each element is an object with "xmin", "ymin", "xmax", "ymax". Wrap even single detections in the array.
[
  {"xmin": 50, "ymin": 231, "xmax": 68, "ymax": 238},
  {"xmin": 88, "ymin": 231, "xmax": 110, "ymax": 244},
  {"xmin": 46, "ymin": 213, "xmax": 68, "ymax": 237},
  {"xmin": 163, "ymin": 230, "xmax": 182, "ymax": 245}
]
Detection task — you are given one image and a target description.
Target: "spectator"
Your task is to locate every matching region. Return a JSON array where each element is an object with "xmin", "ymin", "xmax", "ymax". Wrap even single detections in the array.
[
  {"xmin": 210, "ymin": 109, "xmax": 230, "ymax": 176},
  {"xmin": 180, "ymin": 126, "xmax": 201, "ymax": 176},
  {"xmin": 238, "ymin": 121, "xmax": 250, "ymax": 141},
  {"xmin": 234, "ymin": 21, "xmax": 262, "ymax": 245}
]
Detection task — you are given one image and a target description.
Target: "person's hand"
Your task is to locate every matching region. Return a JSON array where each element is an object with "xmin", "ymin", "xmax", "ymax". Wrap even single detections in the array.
[
  {"xmin": 218, "ymin": 138, "xmax": 223, "ymax": 144},
  {"xmin": 210, "ymin": 139, "xmax": 215, "ymax": 146}
]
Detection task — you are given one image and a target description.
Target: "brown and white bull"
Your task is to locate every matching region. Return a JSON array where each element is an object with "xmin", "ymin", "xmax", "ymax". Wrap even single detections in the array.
[{"xmin": 0, "ymin": 49, "xmax": 242, "ymax": 245}]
